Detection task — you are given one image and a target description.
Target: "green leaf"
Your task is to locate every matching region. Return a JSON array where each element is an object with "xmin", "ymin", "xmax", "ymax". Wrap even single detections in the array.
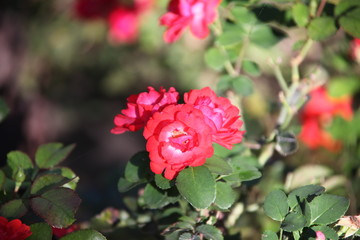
[
  {"xmin": 0, "ymin": 199, "xmax": 27, "ymax": 218},
  {"xmin": 117, "ymin": 177, "xmax": 140, "ymax": 192},
  {"xmin": 308, "ymin": 17, "xmax": 337, "ymax": 41},
  {"xmin": 217, "ymin": 30, "xmax": 243, "ymax": 46},
  {"xmin": 49, "ymin": 167, "xmax": 79, "ymax": 190},
  {"xmin": 60, "ymin": 229, "xmax": 107, "ymax": 240},
  {"xmin": 264, "ymin": 189, "xmax": 289, "ymax": 221},
  {"xmin": 27, "ymin": 223, "xmax": 52, "ymax": 240},
  {"xmin": 249, "ymin": 24, "xmax": 278, "ymax": 48},
  {"xmin": 176, "ymin": 166, "xmax": 216, "ymax": 209},
  {"xmin": 31, "ymin": 174, "xmax": 70, "ymax": 195},
  {"xmin": 311, "ymin": 225, "xmax": 339, "ymax": 240},
  {"xmin": 224, "ymin": 164, "xmax": 261, "ymax": 183},
  {"xmin": 124, "ymin": 151, "xmax": 151, "ymax": 183},
  {"xmin": 335, "ymin": 0, "xmax": 360, "ymax": 16},
  {"xmin": 7, "ymin": 151, "xmax": 34, "ymax": 170},
  {"xmin": 35, "ymin": 143, "xmax": 75, "ymax": 169},
  {"xmin": 217, "ymin": 75, "xmax": 233, "ymax": 93},
  {"xmin": 307, "ymin": 194, "xmax": 349, "ymax": 225},
  {"xmin": 179, "ymin": 232, "xmax": 199, "ymax": 240},
  {"xmin": 203, "ymin": 156, "xmax": 233, "ymax": 175},
  {"xmin": 155, "ymin": 174, "xmax": 174, "ymax": 190},
  {"xmin": 0, "ymin": 97, "xmax": 10, "ymax": 123},
  {"xmin": 196, "ymin": 224, "xmax": 223, "ymax": 240},
  {"xmin": 281, "ymin": 212, "xmax": 306, "ymax": 232},
  {"xmin": 339, "ymin": 8, "xmax": 360, "ymax": 38},
  {"xmin": 204, "ymin": 48, "xmax": 227, "ymax": 70},
  {"xmin": 214, "ymin": 182, "xmax": 237, "ymax": 210},
  {"xmin": 261, "ymin": 230, "xmax": 278, "ymax": 240},
  {"xmin": 292, "ymin": 3, "xmax": 309, "ymax": 27},
  {"xmin": 30, "ymin": 187, "xmax": 81, "ymax": 228},
  {"xmin": 0, "ymin": 170, "xmax": 6, "ymax": 190},
  {"xmin": 275, "ymin": 132, "xmax": 298, "ymax": 157},
  {"xmin": 242, "ymin": 60, "xmax": 261, "ymax": 77},
  {"xmin": 328, "ymin": 76, "xmax": 360, "ymax": 97},
  {"xmin": 232, "ymin": 75, "xmax": 254, "ymax": 96},
  {"xmin": 231, "ymin": 6, "xmax": 257, "ymax": 25},
  {"xmin": 143, "ymin": 183, "xmax": 168, "ymax": 209},
  {"xmin": 287, "ymin": 185, "xmax": 325, "ymax": 209}
]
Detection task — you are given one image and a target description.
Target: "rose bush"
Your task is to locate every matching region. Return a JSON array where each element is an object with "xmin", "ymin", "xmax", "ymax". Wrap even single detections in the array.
[
  {"xmin": 160, "ymin": 0, "xmax": 221, "ymax": 43},
  {"xmin": 0, "ymin": 217, "xmax": 32, "ymax": 240},
  {"xmin": 184, "ymin": 87, "xmax": 244, "ymax": 149},
  {"xmin": 299, "ymin": 87, "xmax": 353, "ymax": 151},
  {"xmin": 143, "ymin": 104, "xmax": 214, "ymax": 179},
  {"xmin": 111, "ymin": 87, "xmax": 179, "ymax": 134}
]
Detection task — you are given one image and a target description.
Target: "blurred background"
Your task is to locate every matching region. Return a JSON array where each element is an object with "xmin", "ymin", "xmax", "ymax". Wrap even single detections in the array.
[{"xmin": 0, "ymin": 0, "xmax": 360, "ymax": 237}]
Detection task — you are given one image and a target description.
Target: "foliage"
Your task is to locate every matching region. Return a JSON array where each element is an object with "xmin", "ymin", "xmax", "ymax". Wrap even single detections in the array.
[{"xmin": 1, "ymin": 0, "xmax": 360, "ymax": 239}]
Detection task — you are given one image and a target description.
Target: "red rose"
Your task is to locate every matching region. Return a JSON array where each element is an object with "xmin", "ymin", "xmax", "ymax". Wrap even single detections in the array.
[
  {"xmin": 0, "ymin": 217, "xmax": 32, "ymax": 240},
  {"xmin": 299, "ymin": 87, "xmax": 353, "ymax": 151},
  {"xmin": 108, "ymin": 7, "xmax": 140, "ymax": 44},
  {"xmin": 52, "ymin": 225, "xmax": 80, "ymax": 238},
  {"xmin": 143, "ymin": 104, "xmax": 214, "ymax": 179},
  {"xmin": 160, "ymin": 0, "xmax": 221, "ymax": 43},
  {"xmin": 111, "ymin": 87, "xmax": 179, "ymax": 134},
  {"xmin": 107, "ymin": 0, "xmax": 153, "ymax": 44},
  {"xmin": 184, "ymin": 87, "xmax": 244, "ymax": 149}
]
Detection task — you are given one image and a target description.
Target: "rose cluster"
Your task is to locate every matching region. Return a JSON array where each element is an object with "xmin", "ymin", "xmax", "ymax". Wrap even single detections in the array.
[
  {"xmin": 74, "ymin": 0, "xmax": 153, "ymax": 44},
  {"xmin": 112, "ymin": 87, "xmax": 244, "ymax": 179},
  {"xmin": 299, "ymin": 87, "xmax": 353, "ymax": 151}
]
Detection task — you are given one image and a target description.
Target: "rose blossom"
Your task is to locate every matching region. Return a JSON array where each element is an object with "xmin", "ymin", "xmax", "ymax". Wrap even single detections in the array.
[
  {"xmin": 108, "ymin": 7, "xmax": 140, "ymax": 44},
  {"xmin": 299, "ymin": 87, "xmax": 352, "ymax": 151},
  {"xmin": 143, "ymin": 104, "xmax": 214, "ymax": 180},
  {"xmin": 0, "ymin": 217, "xmax": 32, "ymax": 240},
  {"xmin": 111, "ymin": 87, "xmax": 179, "ymax": 134},
  {"xmin": 160, "ymin": 0, "xmax": 221, "ymax": 43},
  {"xmin": 108, "ymin": 0, "xmax": 153, "ymax": 44},
  {"xmin": 184, "ymin": 87, "xmax": 244, "ymax": 149}
]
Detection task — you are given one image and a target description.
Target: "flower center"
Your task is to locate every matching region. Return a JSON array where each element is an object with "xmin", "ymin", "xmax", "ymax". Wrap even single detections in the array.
[{"xmin": 169, "ymin": 129, "xmax": 195, "ymax": 152}]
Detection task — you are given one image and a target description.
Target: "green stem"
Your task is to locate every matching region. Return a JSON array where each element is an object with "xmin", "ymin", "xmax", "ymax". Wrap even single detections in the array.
[
  {"xmin": 271, "ymin": 59, "xmax": 289, "ymax": 93},
  {"xmin": 291, "ymin": 39, "xmax": 313, "ymax": 83},
  {"xmin": 279, "ymin": 228, "xmax": 284, "ymax": 240}
]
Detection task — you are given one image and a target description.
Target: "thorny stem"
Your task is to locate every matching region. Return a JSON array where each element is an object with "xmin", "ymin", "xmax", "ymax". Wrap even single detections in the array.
[{"xmin": 259, "ymin": 38, "xmax": 314, "ymax": 166}]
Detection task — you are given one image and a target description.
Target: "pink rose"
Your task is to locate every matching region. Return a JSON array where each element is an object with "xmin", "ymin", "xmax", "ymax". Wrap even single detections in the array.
[
  {"xmin": 111, "ymin": 87, "xmax": 179, "ymax": 134},
  {"xmin": 143, "ymin": 104, "xmax": 214, "ymax": 180},
  {"xmin": 184, "ymin": 87, "xmax": 244, "ymax": 149},
  {"xmin": 299, "ymin": 87, "xmax": 352, "ymax": 151},
  {"xmin": 160, "ymin": 0, "xmax": 221, "ymax": 43}
]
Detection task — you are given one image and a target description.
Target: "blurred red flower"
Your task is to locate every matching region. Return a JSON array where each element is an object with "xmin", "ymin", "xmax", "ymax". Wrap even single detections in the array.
[
  {"xmin": 184, "ymin": 87, "xmax": 244, "ymax": 149},
  {"xmin": 350, "ymin": 38, "xmax": 360, "ymax": 63},
  {"xmin": 299, "ymin": 87, "xmax": 352, "ymax": 151},
  {"xmin": 107, "ymin": 0, "xmax": 153, "ymax": 44},
  {"xmin": 143, "ymin": 104, "xmax": 214, "ymax": 179},
  {"xmin": 160, "ymin": 0, "xmax": 221, "ymax": 43},
  {"xmin": 0, "ymin": 217, "xmax": 32, "ymax": 240},
  {"xmin": 108, "ymin": 7, "xmax": 140, "ymax": 44},
  {"xmin": 111, "ymin": 87, "xmax": 179, "ymax": 134},
  {"xmin": 74, "ymin": 0, "xmax": 117, "ymax": 20},
  {"xmin": 52, "ymin": 225, "xmax": 80, "ymax": 238}
]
